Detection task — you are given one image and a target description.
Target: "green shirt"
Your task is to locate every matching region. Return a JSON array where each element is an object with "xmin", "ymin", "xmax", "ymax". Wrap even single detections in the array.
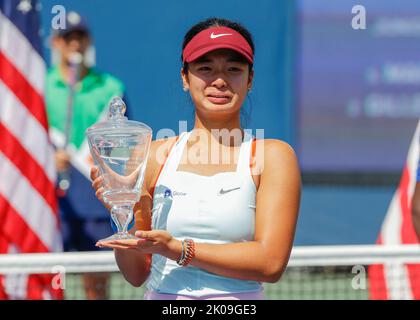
[{"xmin": 46, "ymin": 66, "xmax": 125, "ymax": 149}]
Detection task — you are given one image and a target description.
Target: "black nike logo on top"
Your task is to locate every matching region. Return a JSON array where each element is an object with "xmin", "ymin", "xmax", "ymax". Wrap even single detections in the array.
[{"xmin": 217, "ymin": 187, "xmax": 241, "ymax": 195}]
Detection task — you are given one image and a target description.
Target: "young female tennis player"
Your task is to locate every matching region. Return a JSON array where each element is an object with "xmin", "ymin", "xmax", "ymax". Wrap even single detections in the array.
[{"xmin": 91, "ymin": 17, "xmax": 301, "ymax": 300}]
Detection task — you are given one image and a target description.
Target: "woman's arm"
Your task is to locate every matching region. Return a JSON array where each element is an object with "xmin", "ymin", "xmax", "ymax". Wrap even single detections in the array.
[
  {"xmin": 412, "ymin": 182, "xmax": 420, "ymax": 241},
  {"xmin": 183, "ymin": 139, "xmax": 301, "ymax": 282},
  {"xmin": 100, "ymin": 139, "xmax": 301, "ymax": 283}
]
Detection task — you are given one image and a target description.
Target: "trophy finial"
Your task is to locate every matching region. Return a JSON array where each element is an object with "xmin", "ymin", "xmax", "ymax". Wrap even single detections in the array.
[{"xmin": 108, "ymin": 96, "xmax": 126, "ymax": 120}]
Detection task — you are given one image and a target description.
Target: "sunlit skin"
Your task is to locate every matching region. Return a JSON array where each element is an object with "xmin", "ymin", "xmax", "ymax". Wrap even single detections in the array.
[
  {"xmin": 92, "ymin": 48, "xmax": 301, "ymax": 286},
  {"xmin": 412, "ymin": 183, "xmax": 420, "ymax": 240}
]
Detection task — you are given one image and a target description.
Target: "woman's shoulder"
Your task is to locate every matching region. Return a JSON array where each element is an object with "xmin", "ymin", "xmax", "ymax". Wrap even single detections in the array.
[
  {"xmin": 148, "ymin": 136, "xmax": 179, "ymax": 167},
  {"xmin": 144, "ymin": 136, "xmax": 179, "ymax": 189},
  {"xmin": 151, "ymin": 136, "xmax": 179, "ymax": 150},
  {"xmin": 253, "ymin": 139, "xmax": 298, "ymax": 174},
  {"xmin": 258, "ymin": 139, "xmax": 296, "ymax": 156}
]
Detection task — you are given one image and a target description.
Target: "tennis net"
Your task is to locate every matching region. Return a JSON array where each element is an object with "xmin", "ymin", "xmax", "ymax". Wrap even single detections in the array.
[{"xmin": 1, "ymin": 244, "xmax": 420, "ymax": 300}]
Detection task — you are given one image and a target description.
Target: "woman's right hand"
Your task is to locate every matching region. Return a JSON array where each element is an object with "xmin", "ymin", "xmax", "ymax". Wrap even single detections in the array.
[{"xmin": 90, "ymin": 166, "xmax": 111, "ymax": 210}]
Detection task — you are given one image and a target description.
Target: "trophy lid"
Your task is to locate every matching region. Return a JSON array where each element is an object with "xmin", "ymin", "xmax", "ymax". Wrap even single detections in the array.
[{"xmin": 85, "ymin": 97, "xmax": 152, "ymax": 136}]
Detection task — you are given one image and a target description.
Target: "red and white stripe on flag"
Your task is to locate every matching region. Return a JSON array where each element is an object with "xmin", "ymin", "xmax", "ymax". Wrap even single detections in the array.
[
  {"xmin": 368, "ymin": 120, "xmax": 420, "ymax": 300},
  {"xmin": 0, "ymin": 1, "xmax": 62, "ymax": 299}
]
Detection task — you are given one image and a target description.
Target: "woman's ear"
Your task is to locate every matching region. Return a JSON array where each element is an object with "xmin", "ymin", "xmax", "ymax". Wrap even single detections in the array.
[
  {"xmin": 247, "ymin": 69, "xmax": 254, "ymax": 91},
  {"xmin": 180, "ymin": 67, "xmax": 189, "ymax": 92}
]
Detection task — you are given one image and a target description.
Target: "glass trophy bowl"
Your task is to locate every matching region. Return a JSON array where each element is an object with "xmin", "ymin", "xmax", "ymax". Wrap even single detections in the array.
[{"xmin": 86, "ymin": 97, "xmax": 152, "ymax": 241}]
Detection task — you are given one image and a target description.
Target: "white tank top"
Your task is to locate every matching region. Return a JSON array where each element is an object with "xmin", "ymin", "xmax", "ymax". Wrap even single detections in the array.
[{"xmin": 146, "ymin": 131, "xmax": 261, "ymax": 296}]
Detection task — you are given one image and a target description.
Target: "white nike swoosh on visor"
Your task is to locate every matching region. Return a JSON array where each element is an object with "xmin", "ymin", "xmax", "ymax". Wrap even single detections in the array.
[{"xmin": 210, "ymin": 32, "xmax": 233, "ymax": 39}]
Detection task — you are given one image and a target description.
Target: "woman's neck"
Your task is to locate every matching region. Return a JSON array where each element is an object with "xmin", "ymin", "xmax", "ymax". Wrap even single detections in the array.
[{"xmin": 192, "ymin": 112, "xmax": 244, "ymax": 148}]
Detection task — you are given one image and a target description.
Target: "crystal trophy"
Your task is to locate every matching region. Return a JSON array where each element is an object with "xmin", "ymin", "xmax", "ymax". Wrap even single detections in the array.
[{"xmin": 86, "ymin": 97, "xmax": 152, "ymax": 241}]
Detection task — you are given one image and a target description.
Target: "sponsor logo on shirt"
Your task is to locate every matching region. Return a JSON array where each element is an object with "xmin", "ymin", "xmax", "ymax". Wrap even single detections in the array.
[
  {"xmin": 164, "ymin": 189, "xmax": 172, "ymax": 198},
  {"xmin": 173, "ymin": 191, "xmax": 187, "ymax": 196},
  {"xmin": 163, "ymin": 189, "xmax": 186, "ymax": 198},
  {"xmin": 217, "ymin": 187, "xmax": 241, "ymax": 196}
]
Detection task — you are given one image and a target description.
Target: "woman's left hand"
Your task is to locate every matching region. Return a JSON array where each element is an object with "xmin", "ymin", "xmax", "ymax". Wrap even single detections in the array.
[{"xmin": 96, "ymin": 230, "xmax": 177, "ymax": 256}]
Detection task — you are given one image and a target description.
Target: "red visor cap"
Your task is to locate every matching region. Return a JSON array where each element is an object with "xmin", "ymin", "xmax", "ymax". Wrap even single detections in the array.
[{"xmin": 182, "ymin": 26, "xmax": 254, "ymax": 64}]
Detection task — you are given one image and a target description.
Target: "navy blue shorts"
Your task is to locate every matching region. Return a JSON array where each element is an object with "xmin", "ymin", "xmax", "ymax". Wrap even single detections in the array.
[{"xmin": 61, "ymin": 217, "xmax": 113, "ymax": 252}]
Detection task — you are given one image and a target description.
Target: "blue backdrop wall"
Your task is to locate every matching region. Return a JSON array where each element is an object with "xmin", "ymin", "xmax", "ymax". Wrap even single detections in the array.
[
  {"xmin": 40, "ymin": 0, "xmax": 296, "ymax": 143},
  {"xmin": 38, "ymin": 0, "xmax": 395, "ymax": 246}
]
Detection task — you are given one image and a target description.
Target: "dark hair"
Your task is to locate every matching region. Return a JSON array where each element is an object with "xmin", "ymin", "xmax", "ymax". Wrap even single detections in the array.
[{"xmin": 181, "ymin": 17, "xmax": 255, "ymax": 73}]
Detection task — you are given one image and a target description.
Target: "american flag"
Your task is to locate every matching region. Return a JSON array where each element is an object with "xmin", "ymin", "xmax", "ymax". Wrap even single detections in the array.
[
  {"xmin": 0, "ymin": 0, "xmax": 62, "ymax": 299},
  {"xmin": 368, "ymin": 120, "xmax": 420, "ymax": 299}
]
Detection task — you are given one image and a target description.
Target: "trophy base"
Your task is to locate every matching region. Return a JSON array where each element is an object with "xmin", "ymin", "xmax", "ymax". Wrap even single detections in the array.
[{"xmin": 98, "ymin": 232, "xmax": 138, "ymax": 242}]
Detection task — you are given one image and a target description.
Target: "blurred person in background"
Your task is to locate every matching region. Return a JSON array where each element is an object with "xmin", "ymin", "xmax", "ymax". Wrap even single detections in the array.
[{"xmin": 46, "ymin": 11, "xmax": 129, "ymax": 299}]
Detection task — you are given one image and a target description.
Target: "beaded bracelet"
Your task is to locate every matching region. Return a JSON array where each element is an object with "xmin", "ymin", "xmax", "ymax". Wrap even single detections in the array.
[
  {"xmin": 176, "ymin": 240, "xmax": 186, "ymax": 266},
  {"xmin": 183, "ymin": 239, "xmax": 195, "ymax": 266},
  {"xmin": 178, "ymin": 239, "xmax": 185, "ymax": 264},
  {"xmin": 176, "ymin": 239, "xmax": 195, "ymax": 267}
]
